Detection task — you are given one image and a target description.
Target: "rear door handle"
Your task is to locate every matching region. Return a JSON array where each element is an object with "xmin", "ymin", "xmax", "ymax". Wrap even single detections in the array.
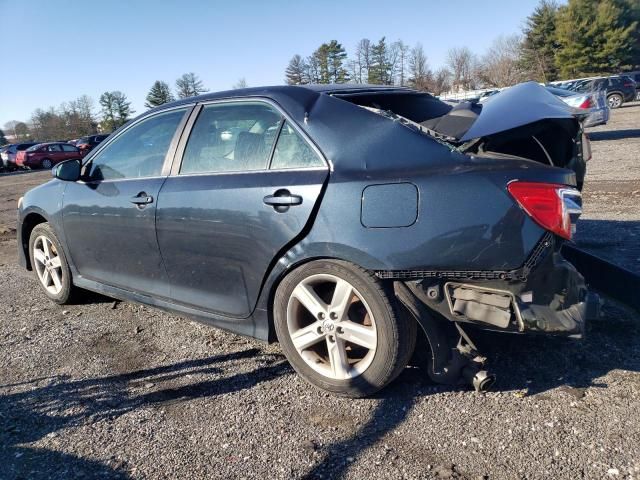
[
  {"xmin": 263, "ymin": 194, "xmax": 302, "ymax": 206},
  {"xmin": 130, "ymin": 192, "xmax": 154, "ymax": 206}
]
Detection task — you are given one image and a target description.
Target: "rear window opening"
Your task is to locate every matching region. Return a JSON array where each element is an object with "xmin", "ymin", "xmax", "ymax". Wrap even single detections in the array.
[{"xmin": 335, "ymin": 89, "xmax": 582, "ymax": 175}]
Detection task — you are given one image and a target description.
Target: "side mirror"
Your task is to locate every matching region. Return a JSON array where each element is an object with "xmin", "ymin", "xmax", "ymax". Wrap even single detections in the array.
[{"xmin": 53, "ymin": 159, "xmax": 81, "ymax": 181}]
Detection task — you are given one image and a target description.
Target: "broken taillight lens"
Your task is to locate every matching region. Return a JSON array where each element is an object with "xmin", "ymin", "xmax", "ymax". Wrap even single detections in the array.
[
  {"xmin": 507, "ymin": 182, "xmax": 581, "ymax": 240},
  {"xmin": 578, "ymin": 97, "xmax": 593, "ymax": 109}
]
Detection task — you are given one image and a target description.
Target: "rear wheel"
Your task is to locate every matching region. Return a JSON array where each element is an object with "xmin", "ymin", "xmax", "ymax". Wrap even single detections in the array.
[
  {"xmin": 607, "ymin": 93, "xmax": 623, "ymax": 109},
  {"xmin": 40, "ymin": 158, "xmax": 53, "ymax": 169},
  {"xmin": 29, "ymin": 223, "xmax": 74, "ymax": 304},
  {"xmin": 274, "ymin": 259, "xmax": 416, "ymax": 397}
]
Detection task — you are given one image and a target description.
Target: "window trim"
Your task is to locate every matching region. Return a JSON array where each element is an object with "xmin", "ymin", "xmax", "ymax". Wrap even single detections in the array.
[
  {"xmin": 81, "ymin": 104, "xmax": 195, "ymax": 183},
  {"xmin": 268, "ymin": 119, "xmax": 325, "ymax": 170},
  {"xmin": 171, "ymin": 97, "xmax": 329, "ymax": 177}
]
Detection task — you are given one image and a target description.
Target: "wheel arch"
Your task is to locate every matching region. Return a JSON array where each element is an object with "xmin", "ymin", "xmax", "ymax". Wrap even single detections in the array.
[
  {"xmin": 20, "ymin": 211, "xmax": 49, "ymax": 270},
  {"xmin": 262, "ymin": 246, "xmax": 394, "ymax": 343}
]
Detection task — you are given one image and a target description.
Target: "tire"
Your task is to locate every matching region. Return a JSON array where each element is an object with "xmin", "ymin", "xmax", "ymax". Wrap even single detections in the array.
[
  {"xmin": 274, "ymin": 259, "xmax": 416, "ymax": 397},
  {"xmin": 40, "ymin": 158, "xmax": 53, "ymax": 169},
  {"xmin": 29, "ymin": 222, "xmax": 74, "ymax": 304},
  {"xmin": 607, "ymin": 93, "xmax": 623, "ymax": 109}
]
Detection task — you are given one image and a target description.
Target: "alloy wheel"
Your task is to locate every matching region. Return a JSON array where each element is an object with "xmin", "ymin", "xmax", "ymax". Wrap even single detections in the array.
[
  {"xmin": 286, "ymin": 273, "xmax": 377, "ymax": 380},
  {"xmin": 41, "ymin": 159, "xmax": 53, "ymax": 169},
  {"xmin": 33, "ymin": 235, "xmax": 63, "ymax": 295},
  {"xmin": 608, "ymin": 95, "xmax": 622, "ymax": 108}
]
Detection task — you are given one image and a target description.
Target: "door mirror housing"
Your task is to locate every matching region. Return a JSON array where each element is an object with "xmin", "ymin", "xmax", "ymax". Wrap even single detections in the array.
[{"xmin": 53, "ymin": 159, "xmax": 81, "ymax": 181}]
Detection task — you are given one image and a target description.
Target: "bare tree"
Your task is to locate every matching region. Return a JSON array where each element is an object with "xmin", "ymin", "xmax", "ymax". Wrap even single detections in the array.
[
  {"xmin": 352, "ymin": 38, "xmax": 372, "ymax": 83},
  {"xmin": 393, "ymin": 40, "xmax": 410, "ymax": 86},
  {"xmin": 409, "ymin": 43, "xmax": 432, "ymax": 91},
  {"xmin": 478, "ymin": 35, "xmax": 526, "ymax": 87},
  {"xmin": 431, "ymin": 68, "xmax": 451, "ymax": 96},
  {"xmin": 446, "ymin": 47, "xmax": 478, "ymax": 91},
  {"xmin": 233, "ymin": 78, "xmax": 248, "ymax": 89}
]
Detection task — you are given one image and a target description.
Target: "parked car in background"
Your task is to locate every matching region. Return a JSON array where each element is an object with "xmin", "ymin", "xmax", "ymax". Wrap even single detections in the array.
[
  {"xmin": 572, "ymin": 76, "xmax": 636, "ymax": 108},
  {"xmin": 546, "ymin": 85, "xmax": 609, "ymax": 127},
  {"xmin": 18, "ymin": 82, "xmax": 597, "ymax": 397},
  {"xmin": 76, "ymin": 134, "xmax": 109, "ymax": 154},
  {"xmin": 0, "ymin": 145, "xmax": 10, "ymax": 168},
  {"xmin": 15, "ymin": 142, "xmax": 83, "ymax": 169},
  {"xmin": 1, "ymin": 142, "xmax": 40, "ymax": 168},
  {"xmin": 619, "ymin": 71, "xmax": 640, "ymax": 100},
  {"xmin": 550, "ymin": 77, "xmax": 597, "ymax": 90}
]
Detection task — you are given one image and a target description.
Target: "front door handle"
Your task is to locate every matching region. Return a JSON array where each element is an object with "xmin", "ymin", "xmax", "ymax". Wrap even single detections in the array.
[{"xmin": 130, "ymin": 192, "xmax": 154, "ymax": 206}]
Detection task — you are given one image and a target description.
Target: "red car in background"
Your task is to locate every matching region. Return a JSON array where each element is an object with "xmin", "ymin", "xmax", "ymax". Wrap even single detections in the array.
[{"xmin": 16, "ymin": 142, "xmax": 84, "ymax": 169}]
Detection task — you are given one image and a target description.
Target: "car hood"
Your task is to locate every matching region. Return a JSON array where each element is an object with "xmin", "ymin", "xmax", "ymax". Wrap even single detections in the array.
[{"xmin": 459, "ymin": 81, "xmax": 576, "ymax": 142}]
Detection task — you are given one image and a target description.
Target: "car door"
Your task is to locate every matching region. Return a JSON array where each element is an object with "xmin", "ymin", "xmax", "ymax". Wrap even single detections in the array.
[
  {"xmin": 62, "ymin": 106, "xmax": 191, "ymax": 297},
  {"xmin": 61, "ymin": 143, "xmax": 82, "ymax": 161},
  {"xmin": 46, "ymin": 144, "xmax": 64, "ymax": 164},
  {"xmin": 156, "ymin": 100, "xmax": 328, "ymax": 317}
]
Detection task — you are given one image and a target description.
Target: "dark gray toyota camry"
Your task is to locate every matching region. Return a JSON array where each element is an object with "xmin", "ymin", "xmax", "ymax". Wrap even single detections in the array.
[{"xmin": 18, "ymin": 82, "xmax": 598, "ymax": 397}]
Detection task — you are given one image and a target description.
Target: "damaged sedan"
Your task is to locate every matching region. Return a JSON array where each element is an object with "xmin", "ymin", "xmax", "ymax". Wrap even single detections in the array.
[{"xmin": 17, "ymin": 82, "xmax": 599, "ymax": 397}]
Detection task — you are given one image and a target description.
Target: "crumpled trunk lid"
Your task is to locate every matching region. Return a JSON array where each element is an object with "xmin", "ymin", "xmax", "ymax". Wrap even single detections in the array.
[{"xmin": 457, "ymin": 82, "xmax": 577, "ymax": 142}]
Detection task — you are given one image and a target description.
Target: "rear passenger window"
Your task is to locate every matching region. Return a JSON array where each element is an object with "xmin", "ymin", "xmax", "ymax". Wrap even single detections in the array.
[
  {"xmin": 270, "ymin": 121, "xmax": 324, "ymax": 169},
  {"xmin": 180, "ymin": 102, "xmax": 282, "ymax": 174},
  {"xmin": 47, "ymin": 145, "xmax": 63, "ymax": 152},
  {"xmin": 62, "ymin": 144, "xmax": 78, "ymax": 152}
]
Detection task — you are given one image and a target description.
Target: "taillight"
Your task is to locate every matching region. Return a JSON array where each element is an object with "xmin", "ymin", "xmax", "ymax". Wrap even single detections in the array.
[
  {"xmin": 578, "ymin": 97, "xmax": 593, "ymax": 109},
  {"xmin": 507, "ymin": 181, "xmax": 581, "ymax": 240}
]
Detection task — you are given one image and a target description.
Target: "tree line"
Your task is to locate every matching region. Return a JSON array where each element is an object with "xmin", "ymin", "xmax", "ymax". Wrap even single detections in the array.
[
  {"xmin": 4, "ymin": 0, "xmax": 637, "ymax": 145},
  {"xmin": 285, "ymin": 0, "xmax": 640, "ymax": 92},
  {"xmin": 3, "ymin": 72, "xmax": 210, "ymax": 143}
]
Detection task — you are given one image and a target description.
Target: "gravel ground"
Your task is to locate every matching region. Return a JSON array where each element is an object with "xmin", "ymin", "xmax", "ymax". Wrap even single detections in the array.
[
  {"xmin": 576, "ymin": 102, "xmax": 640, "ymax": 274},
  {"xmin": 1, "ymin": 104, "xmax": 639, "ymax": 480}
]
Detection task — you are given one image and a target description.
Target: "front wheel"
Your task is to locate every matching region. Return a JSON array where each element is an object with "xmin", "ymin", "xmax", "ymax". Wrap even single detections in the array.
[
  {"xmin": 607, "ymin": 93, "xmax": 623, "ymax": 109},
  {"xmin": 274, "ymin": 260, "xmax": 416, "ymax": 397},
  {"xmin": 29, "ymin": 223, "xmax": 75, "ymax": 304}
]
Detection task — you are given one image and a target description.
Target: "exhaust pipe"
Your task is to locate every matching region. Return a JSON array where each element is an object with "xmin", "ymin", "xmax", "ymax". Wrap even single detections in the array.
[{"xmin": 462, "ymin": 366, "xmax": 496, "ymax": 393}]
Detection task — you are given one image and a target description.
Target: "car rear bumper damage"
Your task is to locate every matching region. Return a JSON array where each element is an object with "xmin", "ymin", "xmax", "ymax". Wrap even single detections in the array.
[
  {"xmin": 390, "ymin": 233, "xmax": 600, "ymax": 392},
  {"xmin": 379, "ymin": 233, "xmax": 600, "ymax": 339}
]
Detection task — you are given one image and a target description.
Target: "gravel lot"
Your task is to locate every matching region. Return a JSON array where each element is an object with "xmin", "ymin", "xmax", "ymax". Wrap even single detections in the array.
[{"xmin": 1, "ymin": 104, "xmax": 639, "ymax": 480}]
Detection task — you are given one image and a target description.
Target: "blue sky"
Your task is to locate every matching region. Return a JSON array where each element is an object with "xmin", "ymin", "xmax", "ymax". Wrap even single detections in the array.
[{"xmin": 0, "ymin": 0, "xmax": 542, "ymax": 128}]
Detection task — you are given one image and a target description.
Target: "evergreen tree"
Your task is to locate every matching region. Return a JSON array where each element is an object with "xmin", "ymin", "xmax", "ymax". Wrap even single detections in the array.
[
  {"xmin": 521, "ymin": 0, "xmax": 561, "ymax": 82},
  {"xmin": 285, "ymin": 55, "xmax": 308, "ymax": 84},
  {"xmin": 100, "ymin": 91, "xmax": 134, "ymax": 132},
  {"xmin": 555, "ymin": 0, "xmax": 640, "ymax": 77},
  {"xmin": 326, "ymin": 40, "xmax": 349, "ymax": 83},
  {"xmin": 368, "ymin": 37, "xmax": 393, "ymax": 84},
  {"xmin": 312, "ymin": 44, "xmax": 331, "ymax": 83},
  {"xmin": 145, "ymin": 81, "xmax": 174, "ymax": 108},
  {"xmin": 175, "ymin": 73, "xmax": 207, "ymax": 99}
]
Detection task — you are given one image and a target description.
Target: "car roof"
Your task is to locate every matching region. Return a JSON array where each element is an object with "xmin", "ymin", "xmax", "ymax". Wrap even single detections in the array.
[{"xmin": 149, "ymin": 84, "xmax": 414, "ymax": 112}]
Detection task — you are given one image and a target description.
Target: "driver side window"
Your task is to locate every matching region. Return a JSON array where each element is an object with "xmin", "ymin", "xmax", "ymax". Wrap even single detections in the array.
[{"xmin": 87, "ymin": 108, "xmax": 187, "ymax": 181}]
